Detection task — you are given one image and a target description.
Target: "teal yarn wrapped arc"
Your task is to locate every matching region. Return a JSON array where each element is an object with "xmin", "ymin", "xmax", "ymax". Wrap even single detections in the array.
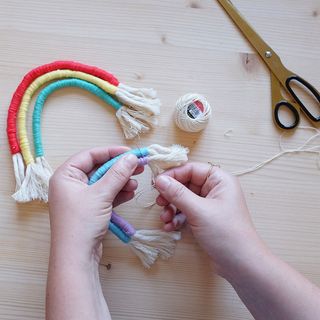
[
  {"xmin": 108, "ymin": 221, "xmax": 131, "ymax": 244},
  {"xmin": 89, "ymin": 147, "xmax": 149, "ymax": 185},
  {"xmin": 32, "ymin": 78, "xmax": 123, "ymax": 158}
]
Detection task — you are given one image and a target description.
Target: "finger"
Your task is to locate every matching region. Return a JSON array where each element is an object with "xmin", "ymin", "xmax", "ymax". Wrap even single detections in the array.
[
  {"xmin": 156, "ymin": 194, "xmax": 170, "ymax": 207},
  {"xmin": 113, "ymin": 191, "xmax": 135, "ymax": 207},
  {"xmin": 160, "ymin": 205, "xmax": 176, "ymax": 223},
  {"xmin": 88, "ymin": 157, "xmax": 144, "ymax": 179},
  {"xmin": 173, "ymin": 213, "xmax": 187, "ymax": 229},
  {"xmin": 122, "ymin": 179, "xmax": 138, "ymax": 192},
  {"xmin": 163, "ymin": 163, "xmax": 226, "ymax": 197},
  {"xmin": 94, "ymin": 154, "xmax": 139, "ymax": 198},
  {"xmin": 163, "ymin": 213, "xmax": 187, "ymax": 231},
  {"xmin": 201, "ymin": 168, "xmax": 233, "ymax": 197},
  {"xmin": 65, "ymin": 146, "xmax": 130, "ymax": 174},
  {"xmin": 133, "ymin": 166, "xmax": 144, "ymax": 176},
  {"xmin": 157, "ymin": 182, "xmax": 200, "ymax": 206},
  {"xmin": 155, "ymin": 175, "xmax": 202, "ymax": 219},
  {"xmin": 188, "ymin": 182, "xmax": 202, "ymax": 196},
  {"xmin": 88, "ymin": 165, "xmax": 101, "ymax": 179},
  {"xmin": 163, "ymin": 222, "xmax": 176, "ymax": 232},
  {"xmin": 161, "ymin": 162, "xmax": 220, "ymax": 193}
]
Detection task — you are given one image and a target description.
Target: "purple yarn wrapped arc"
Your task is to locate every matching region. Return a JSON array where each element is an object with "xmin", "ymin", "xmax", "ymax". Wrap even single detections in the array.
[
  {"xmin": 138, "ymin": 156, "xmax": 148, "ymax": 166},
  {"xmin": 109, "ymin": 156, "xmax": 148, "ymax": 237},
  {"xmin": 111, "ymin": 211, "xmax": 136, "ymax": 236}
]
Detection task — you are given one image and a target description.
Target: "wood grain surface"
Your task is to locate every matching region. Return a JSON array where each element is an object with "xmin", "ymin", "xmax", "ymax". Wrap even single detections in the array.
[{"xmin": 0, "ymin": 0, "xmax": 319, "ymax": 319}]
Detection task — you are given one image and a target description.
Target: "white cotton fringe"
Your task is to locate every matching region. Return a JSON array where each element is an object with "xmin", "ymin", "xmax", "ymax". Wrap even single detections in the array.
[
  {"xmin": 118, "ymin": 83, "xmax": 158, "ymax": 100},
  {"xmin": 34, "ymin": 156, "xmax": 54, "ymax": 202},
  {"xmin": 116, "ymin": 107, "xmax": 158, "ymax": 139},
  {"xmin": 12, "ymin": 153, "xmax": 25, "ymax": 192},
  {"xmin": 12, "ymin": 162, "xmax": 43, "ymax": 202},
  {"xmin": 147, "ymin": 144, "xmax": 189, "ymax": 176},
  {"xmin": 115, "ymin": 84, "xmax": 160, "ymax": 139},
  {"xmin": 12, "ymin": 157, "xmax": 53, "ymax": 203},
  {"xmin": 115, "ymin": 89, "xmax": 161, "ymax": 116},
  {"xmin": 129, "ymin": 230, "xmax": 181, "ymax": 268}
]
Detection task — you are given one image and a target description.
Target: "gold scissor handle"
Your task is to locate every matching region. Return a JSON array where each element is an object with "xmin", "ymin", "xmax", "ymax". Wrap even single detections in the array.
[{"xmin": 271, "ymin": 73, "xmax": 300, "ymax": 130}]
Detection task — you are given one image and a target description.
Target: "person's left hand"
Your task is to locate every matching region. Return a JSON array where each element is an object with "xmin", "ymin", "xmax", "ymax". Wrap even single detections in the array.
[{"xmin": 48, "ymin": 146, "xmax": 143, "ymax": 263}]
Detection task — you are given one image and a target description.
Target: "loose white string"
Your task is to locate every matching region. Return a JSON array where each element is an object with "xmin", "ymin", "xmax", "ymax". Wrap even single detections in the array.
[
  {"xmin": 224, "ymin": 128, "xmax": 234, "ymax": 137},
  {"xmin": 233, "ymin": 127, "xmax": 320, "ymax": 176},
  {"xmin": 135, "ymin": 185, "xmax": 158, "ymax": 208}
]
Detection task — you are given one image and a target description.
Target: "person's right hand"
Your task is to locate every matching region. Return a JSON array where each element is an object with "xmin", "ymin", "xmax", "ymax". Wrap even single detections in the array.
[
  {"xmin": 156, "ymin": 162, "xmax": 320, "ymax": 320},
  {"xmin": 155, "ymin": 162, "xmax": 263, "ymax": 274}
]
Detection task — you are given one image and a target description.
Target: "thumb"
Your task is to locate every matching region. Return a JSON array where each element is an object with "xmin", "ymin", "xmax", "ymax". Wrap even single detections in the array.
[
  {"xmin": 93, "ymin": 154, "xmax": 138, "ymax": 199},
  {"xmin": 155, "ymin": 175, "xmax": 201, "ymax": 218}
]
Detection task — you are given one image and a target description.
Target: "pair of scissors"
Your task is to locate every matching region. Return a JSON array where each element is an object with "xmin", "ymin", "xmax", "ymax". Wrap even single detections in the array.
[{"xmin": 217, "ymin": 0, "xmax": 320, "ymax": 130}]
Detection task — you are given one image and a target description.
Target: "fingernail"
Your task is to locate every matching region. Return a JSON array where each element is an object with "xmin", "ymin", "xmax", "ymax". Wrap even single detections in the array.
[
  {"xmin": 156, "ymin": 175, "xmax": 171, "ymax": 191},
  {"xmin": 123, "ymin": 154, "xmax": 138, "ymax": 169}
]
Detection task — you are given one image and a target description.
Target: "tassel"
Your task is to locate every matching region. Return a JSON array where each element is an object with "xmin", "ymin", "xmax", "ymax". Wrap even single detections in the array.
[
  {"xmin": 129, "ymin": 232, "xmax": 181, "ymax": 269},
  {"xmin": 12, "ymin": 162, "xmax": 43, "ymax": 202},
  {"xmin": 12, "ymin": 153, "xmax": 25, "ymax": 192},
  {"xmin": 147, "ymin": 144, "xmax": 189, "ymax": 176},
  {"xmin": 116, "ymin": 107, "xmax": 158, "ymax": 139},
  {"xmin": 34, "ymin": 156, "xmax": 54, "ymax": 202},
  {"xmin": 37, "ymin": 156, "xmax": 54, "ymax": 179},
  {"xmin": 118, "ymin": 83, "xmax": 158, "ymax": 100},
  {"xmin": 129, "ymin": 241, "xmax": 159, "ymax": 268},
  {"xmin": 130, "ymin": 230, "xmax": 181, "ymax": 268},
  {"xmin": 115, "ymin": 89, "xmax": 161, "ymax": 117},
  {"xmin": 12, "ymin": 157, "xmax": 53, "ymax": 203},
  {"xmin": 111, "ymin": 211, "xmax": 181, "ymax": 268}
]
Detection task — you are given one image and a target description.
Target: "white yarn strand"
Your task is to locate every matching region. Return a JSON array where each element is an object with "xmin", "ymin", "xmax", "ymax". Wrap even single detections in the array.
[
  {"xmin": 113, "ymin": 83, "xmax": 161, "ymax": 139},
  {"xmin": 233, "ymin": 127, "xmax": 320, "ymax": 176},
  {"xmin": 174, "ymin": 93, "xmax": 212, "ymax": 133},
  {"xmin": 130, "ymin": 230, "xmax": 181, "ymax": 268},
  {"xmin": 115, "ymin": 89, "xmax": 161, "ymax": 116},
  {"xmin": 118, "ymin": 83, "xmax": 158, "ymax": 100},
  {"xmin": 147, "ymin": 144, "xmax": 189, "ymax": 176},
  {"xmin": 12, "ymin": 162, "xmax": 43, "ymax": 202},
  {"xmin": 12, "ymin": 153, "xmax": 25, "ymax": 191},
  {"xmin": 116, "ymin": 106, "xmax": 158, "ymax": 139},
  {"xmin": 12, "ymin": 156, "xmax": 54, "ymax": 203}
]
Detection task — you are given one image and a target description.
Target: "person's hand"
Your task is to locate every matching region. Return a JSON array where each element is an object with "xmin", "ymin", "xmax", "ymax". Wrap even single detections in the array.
[
  {"xmin": 48, "ymin": 146, "xmax": 142, "ymax": 263},
  {"xmin": 155, "ymin": 162, "xmax": 262, "ymax": 274}
]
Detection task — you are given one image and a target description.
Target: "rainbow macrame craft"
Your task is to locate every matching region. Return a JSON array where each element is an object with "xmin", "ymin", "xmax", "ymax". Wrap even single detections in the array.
[
  {"xmin": 6, "ymin": 61, "xmax": 189, "ymax": 267},
  {"xmin": 7, "ymin": 61, "xmax": 161, "ymax": 198}
]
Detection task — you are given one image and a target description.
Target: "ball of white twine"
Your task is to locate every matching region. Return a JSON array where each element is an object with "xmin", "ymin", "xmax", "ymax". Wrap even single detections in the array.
[{"xmin": 174, "ymin": 93, "xmax": 212, "ymax": 133}]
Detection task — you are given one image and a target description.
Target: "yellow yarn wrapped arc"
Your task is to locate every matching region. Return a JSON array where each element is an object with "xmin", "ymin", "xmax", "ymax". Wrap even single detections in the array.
[{"xmin": 17, "ymin": 70, "xmax": 118, "ymax": 165}]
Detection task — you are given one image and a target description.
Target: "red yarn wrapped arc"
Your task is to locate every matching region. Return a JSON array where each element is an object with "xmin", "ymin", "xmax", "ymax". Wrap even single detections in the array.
[{"xmin": 7, "ymin": 61, "xmax": 120, "ymax": 154}]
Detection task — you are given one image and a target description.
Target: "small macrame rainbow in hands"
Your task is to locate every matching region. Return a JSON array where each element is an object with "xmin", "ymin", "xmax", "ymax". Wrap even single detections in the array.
[
  {"xmin": 87, "ymin": 146, "xmax": 188, "ymax": 268},
  {"xmin": 7, "ymin": 61, "xmax": 189, "ymax": 267}
]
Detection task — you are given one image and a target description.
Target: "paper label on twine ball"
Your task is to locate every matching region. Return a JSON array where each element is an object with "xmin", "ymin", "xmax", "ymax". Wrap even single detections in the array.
[
  {"xmin": 187, "ymin": 100, "xmax": 204, "ymax": 119},
  {"xmin": 175, "ymin": 93, "xmax": 212, "ymax": 133}
]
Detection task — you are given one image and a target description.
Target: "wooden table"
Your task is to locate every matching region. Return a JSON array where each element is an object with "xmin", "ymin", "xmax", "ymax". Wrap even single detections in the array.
[{"xmin": 0, "ymin": 0, "xmax": 319, "ymax": 319}]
